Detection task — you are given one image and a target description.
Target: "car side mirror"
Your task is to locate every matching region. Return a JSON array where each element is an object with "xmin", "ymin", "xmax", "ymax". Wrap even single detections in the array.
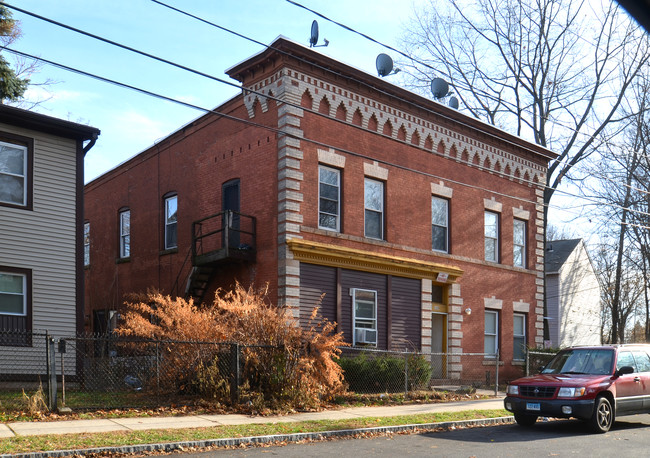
[{"xmin": 616, "ymin": 366, "xmax": 634, "ymax": 376}]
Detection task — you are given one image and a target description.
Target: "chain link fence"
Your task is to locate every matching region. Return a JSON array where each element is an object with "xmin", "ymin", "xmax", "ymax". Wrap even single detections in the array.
[
  {"xmin": 0, "ymin": 330, "xmax": 285, "ymax": 411},
  {"xmin": 1, "ymin": 330, "xmax": 504, "ymax": 412},
  {"xmin": 337, "ymin": 347, "xmax": 500, "ymax": 396},
  {"xmin": 525, "ymin": 349, "xmax": 557, "ymax": 376}
]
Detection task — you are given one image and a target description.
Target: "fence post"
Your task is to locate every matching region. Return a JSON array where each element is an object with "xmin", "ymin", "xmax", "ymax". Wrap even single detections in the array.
[
  {"xmin": 404, "ymin": 353, "xmax": 409, "ymax": 397},
  {"xmin": 230, "ymin": 343, "xmax": 240, "ymax": 404},
  {"xmin": 526, "ymin": 347, "xmax": 530, "ymax": 376},
  {"xmin": 156, "ymin": 341, "xmax": 160, "ymax": 395},
  {"xmin": 46, "ymin": 333, "xmax": 57, "ymax": 411},
  {"xmin": 495, "ymin": 347, "xmax": 499, "ymax": 397}
]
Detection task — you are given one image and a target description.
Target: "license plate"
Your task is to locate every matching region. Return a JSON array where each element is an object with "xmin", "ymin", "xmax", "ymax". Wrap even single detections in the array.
[{"xmin": 526, "ymin": 402, "xmax": 541, "ymax": 411}]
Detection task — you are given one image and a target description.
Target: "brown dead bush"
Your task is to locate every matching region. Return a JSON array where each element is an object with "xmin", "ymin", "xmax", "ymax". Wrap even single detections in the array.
[{"xmin": 116, "ymin": 283, "xmax": 346, "ymax": 409}]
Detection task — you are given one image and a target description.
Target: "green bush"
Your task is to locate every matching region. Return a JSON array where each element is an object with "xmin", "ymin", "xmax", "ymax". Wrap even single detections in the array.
[{"xmin": 338, "ymin": 352, "xmax": 432, "ymax": 393}]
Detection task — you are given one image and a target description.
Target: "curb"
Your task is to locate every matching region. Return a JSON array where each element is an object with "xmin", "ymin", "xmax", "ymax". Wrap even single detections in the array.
[{"xmin": 3, "ymin": 416, "xmax": 515, "ymax": 458}]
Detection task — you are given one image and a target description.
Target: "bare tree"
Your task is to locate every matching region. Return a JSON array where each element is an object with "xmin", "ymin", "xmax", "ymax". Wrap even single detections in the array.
[
  {"xmin": 400, "ymin": 0, "xmax": 650, "ymax": 341},
  {"xmin": 584, "ymin": 75, "xmax": 650, "ymax": 342},
  {"xmin": 400, "ymin": 0, "xmax": 650, "ymax": 207}
]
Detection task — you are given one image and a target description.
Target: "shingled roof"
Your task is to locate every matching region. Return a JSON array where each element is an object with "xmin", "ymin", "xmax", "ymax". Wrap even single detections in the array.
[{"xmin": 545, "ymin": 239, "xmax": 581, "ymax": 273}]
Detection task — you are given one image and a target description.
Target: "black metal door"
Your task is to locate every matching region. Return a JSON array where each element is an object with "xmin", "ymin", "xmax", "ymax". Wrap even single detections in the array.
[{"xmin": 222, "ymin": 179, "xmax": 240, "ymax": 248}]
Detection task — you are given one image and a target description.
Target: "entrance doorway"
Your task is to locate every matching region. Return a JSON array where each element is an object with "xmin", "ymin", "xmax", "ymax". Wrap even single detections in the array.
[{"xmin": 431, "ymin": 312, "xmax": 447, "ymax": 378}]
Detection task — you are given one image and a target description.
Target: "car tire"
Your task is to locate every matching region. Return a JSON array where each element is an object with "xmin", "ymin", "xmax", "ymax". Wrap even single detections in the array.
[
  {"xmin": 514, "ymin": 413, "xmax": 538, "ymax": 427},
  {"xmin": 590, "ymin": 396, "xmax": 613, "ymax": 433}
]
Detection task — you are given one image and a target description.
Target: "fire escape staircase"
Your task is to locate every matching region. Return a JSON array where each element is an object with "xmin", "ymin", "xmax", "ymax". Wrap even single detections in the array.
[{"xmin": 172, "ymin": 210, "xmax": 256, "ymax": 305}]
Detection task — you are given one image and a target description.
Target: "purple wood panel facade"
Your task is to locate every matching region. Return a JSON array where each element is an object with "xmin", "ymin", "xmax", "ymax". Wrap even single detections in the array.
[
  {"xmin": 299, "ymin": 262, "xmax": 421, "ymax": 350},
  {"xmin": 298, "ymin": 263, "xmax": 337, "ymax": 325},
  {"xmin": 390, "ymin": 276, "xmax": 421, "ymax": 350}
]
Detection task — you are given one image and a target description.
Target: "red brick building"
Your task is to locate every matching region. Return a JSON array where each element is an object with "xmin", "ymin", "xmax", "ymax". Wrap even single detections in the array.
[{"xmin": 84, "ymin": 38, "xmax": 555, "ymax": 377}]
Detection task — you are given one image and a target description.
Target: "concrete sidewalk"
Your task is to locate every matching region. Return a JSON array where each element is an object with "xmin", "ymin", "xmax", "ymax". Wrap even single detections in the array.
[{"xmin": 0, "ymin": 396, "xmax": 506, "ymax": 439}]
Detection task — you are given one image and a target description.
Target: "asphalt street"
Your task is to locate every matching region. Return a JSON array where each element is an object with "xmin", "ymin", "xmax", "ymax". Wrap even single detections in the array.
[{"xmin": 176, "ymin": 414, "xmax": 650, "ymax": 457}]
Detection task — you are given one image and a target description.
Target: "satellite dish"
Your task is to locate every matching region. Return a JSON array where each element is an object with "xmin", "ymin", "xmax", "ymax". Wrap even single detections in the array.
[
  {"xmin": 309, "ymin": 20, "xmax": 329, "ymax": 47},
  {"xmin": 449, "ymin": 96, "xmax": 459, "ymax": 109},
  {"xmin": 430, "ymin": 78, "xmax": 449, "ymax": 99},
  {"xmin": 310, "ymin": 20, "xmax": 319, "ymax": 47},
  {"xmin": 376, "ymin": 53, "xmax": 394, "ymax": 77},
  {"xmin": 375, "ymin": 53, "xmax": 400, "ymax": 77}
]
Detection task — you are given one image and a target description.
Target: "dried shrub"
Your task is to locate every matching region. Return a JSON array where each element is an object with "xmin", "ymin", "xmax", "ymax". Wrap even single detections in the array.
[
  {"xmin": 116, "ymin": 283, "xmax": 346, "ymax": 409},
  {"xmin": 21, "ymin": 382, "xmax": 48, "ymax": 415}
]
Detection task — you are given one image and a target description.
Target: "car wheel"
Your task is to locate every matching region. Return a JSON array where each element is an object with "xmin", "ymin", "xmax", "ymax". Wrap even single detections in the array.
[
  {"xmin": 591, "ymin": 396, "xmax": 613, "ymax": 433},
  {"xmin": 514, "ymin": 413, "xmax": 538, "ymax": 427}
]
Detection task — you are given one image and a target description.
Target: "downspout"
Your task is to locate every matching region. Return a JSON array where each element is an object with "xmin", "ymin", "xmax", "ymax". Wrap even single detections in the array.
[{"xmin": 82, "ymin": 133, "xmax": 98, "ymax": 155}]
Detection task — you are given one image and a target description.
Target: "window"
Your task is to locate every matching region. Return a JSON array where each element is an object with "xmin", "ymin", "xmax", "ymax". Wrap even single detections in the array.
[
  {"xmin": 513, "ymin": 219, "xmax": 526, "ymax": 267},
  {"xmin": 318, "ymin": 166, "xmax": 341, "ymax": 231},
  {"xmin": 0, "ymin": 139, "xmax": 29, "ymax": 208},
  {"xmin": 513, "ymin": 313, "xmax": 526, "ymax": 361},
  {"xmin": 84, "ymin": 222, "xmax": 90, "ymax": 266},
  {"xmin": 353, "ymin": 289, "xmax": 377, "ymax": 346},
  {"xmin": 432, "ymin": 196, "xmax": 449, "ymax": 252},
  {"xmin": 484, "ymin": 211, "xmax": 499, "ymax": 262},
  {"xmin": 0, "ymin": 267, "xmax": 31, "ymax": 345},
  {"xmin": 484, "ymin": 310, "xmax": 498, "ymax": 356},
  {"xmin": 164, "ymin": 195, "xmax": 177, "ymax": 249},
  {"xmin": 119, "ymin": 209, "xmax": 130, "ymax": 258},
  {"xmin": 616, "ymin": 351, "xmax": 636, "ymax": 372},
  {"xmin": 0, "ymin": 271, "xmax": 26, "ymax": 316},
  {"xmin": 364, "ymin": 178, "xmax": 384, "ymax": 240}
]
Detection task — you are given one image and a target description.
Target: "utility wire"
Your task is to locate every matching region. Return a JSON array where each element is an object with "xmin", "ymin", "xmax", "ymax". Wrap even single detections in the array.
[
  {"xmin": 3, "ymin": 46, "xmax": 562, "ymax": 213},
  {"xmin": 6, "ymin": 1, "xmax": 558, "ymax": 193},
  {"xmin": 7, "ymin": 5, "xmax": 650, "ymax": 221}
]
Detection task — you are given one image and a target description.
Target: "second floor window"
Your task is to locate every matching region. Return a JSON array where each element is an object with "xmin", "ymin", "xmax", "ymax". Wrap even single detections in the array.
[
  {"xmin": 0, "ymin": 140, "xmax": 28, "ymax": 207},
  {"xmin": 364, "ymin": 178, "xmax": 384, "ymax": 240},
  {"xmin": 84, "ymin": 222, "xmax": 90, "ymax": 266},
  {"xmin": 484, "ymin": 211, "xmax": 499, "ymax": 262},
  {"xmin": 513, "ymin": 219, "xmax": 526, "ymax": 267},
  {"xmin": 318, "ymin": 166, "xmax": 340, "ymax": 231},
  {"xmin": 119, "ymin": 210, "xmax": 130, "ymax": 258},
  {"xmin": 431, "ymin": 196, "xmax": 449, "ymax": 252},
  {"xmin": 165, "ymin": 195, "xmax": 177, "ymax": 249}
]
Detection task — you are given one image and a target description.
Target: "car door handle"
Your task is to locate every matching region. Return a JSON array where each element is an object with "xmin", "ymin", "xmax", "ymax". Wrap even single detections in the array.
[{"xmin": 634, "ymin": 377, "xmax": 641, "ymax": 382}]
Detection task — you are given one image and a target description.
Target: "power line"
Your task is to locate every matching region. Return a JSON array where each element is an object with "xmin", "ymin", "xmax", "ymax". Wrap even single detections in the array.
[
  {"xmin": 4, "ymin": 46, "xmax": 553, "ymax": 210},
  {"xmin": 7, "ymin": 5, "xmax": 650, "ymax": 223}
]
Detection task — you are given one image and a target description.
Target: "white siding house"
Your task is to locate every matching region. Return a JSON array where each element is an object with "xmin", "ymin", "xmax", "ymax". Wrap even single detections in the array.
[
  {"xmin": 0, "ymin": 105, "xmax": 99, "ymax": 374},
  {"xmin": 546, "ymin": 239, "xmax": 601, "ymax": 348}
]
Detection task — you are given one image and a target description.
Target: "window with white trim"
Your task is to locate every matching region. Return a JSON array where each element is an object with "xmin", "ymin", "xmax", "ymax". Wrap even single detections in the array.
[
  {"xmin": 484, "ymin": 310, "xmax": 498, "ymax": 356},
  {"xmin": 513, "ymin": 313, "xmax": 526, "ymax": 361},
  {"xmin": 432, "ymin": 196, "xmax": 449, "ymax": 252},
  {"xmin": 0, "ymin": 140, "xmax": 28, "ymax": 207},
  {"xmin": 364, "ymin": 178, "xmax": 384, "ymax": 240},
  {"xmin": 484, "ymin": 211, "xmax": 499, "ymax": 262},
  {"xmin": 0, "ymin": 271, "xmax": 26, "ymax": 316},
  {"xmin": 318, "ymin": 165, "xmax": 340, "ymax": 231},
  {"xmin": 164, "ymin": 195, "xmax": 177, "ymax": 249},
  {"xmin": 119, "ymin": 209, "xmax": 130, "ymax": 258},
  {"xmin": 84, "ymin": 222, "xmax": 90, "ymax": 266},
  {"xmin": 353, "ymin": 289, "xmax": 377, "ymax": 346},
  {"xmin": 513, "ymin": 219, "xmax": 526, "ymax": 267}
]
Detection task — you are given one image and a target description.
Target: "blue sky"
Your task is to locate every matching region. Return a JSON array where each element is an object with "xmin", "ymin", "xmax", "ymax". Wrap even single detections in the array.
[{"xmin": 8, "ymin": 0, "xmax": 425, "ymax": 182}]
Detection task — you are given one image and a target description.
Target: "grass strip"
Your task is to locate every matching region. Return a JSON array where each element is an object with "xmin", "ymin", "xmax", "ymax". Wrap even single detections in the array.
[{"xmin": 1, "ymin": 409, "xmax": 509, "ymax": 454}]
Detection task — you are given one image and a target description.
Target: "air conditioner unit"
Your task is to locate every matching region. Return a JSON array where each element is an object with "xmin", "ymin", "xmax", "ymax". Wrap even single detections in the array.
[{"xmin": 355, "ymin": 328, "xmax": 377, "ymax": 345}]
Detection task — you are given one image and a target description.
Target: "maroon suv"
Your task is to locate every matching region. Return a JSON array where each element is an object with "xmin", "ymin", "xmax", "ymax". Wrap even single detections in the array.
[{"xmin": 504, "ymin": 345, "xmax": 650, "ymax": 433}]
